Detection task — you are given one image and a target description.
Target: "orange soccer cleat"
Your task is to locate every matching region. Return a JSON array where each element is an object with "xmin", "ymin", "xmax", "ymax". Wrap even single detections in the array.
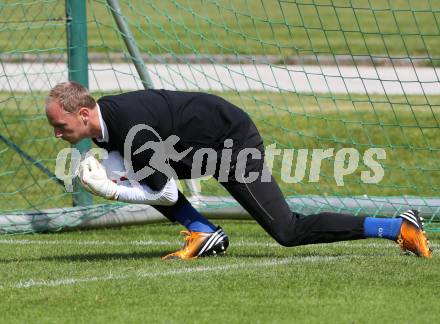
[
  {"xmin": 162, "ymin": 227, "xmax": 229, "ymax": 260},
  {"xmin": 396, "ymin": 210, "xmax": 432, "ymax": 258}
]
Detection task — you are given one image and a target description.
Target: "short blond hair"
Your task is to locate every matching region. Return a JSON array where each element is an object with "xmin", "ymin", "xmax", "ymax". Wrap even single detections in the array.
[{"xmin": 47, "ymin": 81, "xmax": 96, "ymax": 113}]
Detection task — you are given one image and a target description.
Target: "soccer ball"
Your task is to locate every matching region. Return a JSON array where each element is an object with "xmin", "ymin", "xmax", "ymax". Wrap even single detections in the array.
[{"xmin": 101, "ymin": 151, "xmax": 131, "ymax": 185}]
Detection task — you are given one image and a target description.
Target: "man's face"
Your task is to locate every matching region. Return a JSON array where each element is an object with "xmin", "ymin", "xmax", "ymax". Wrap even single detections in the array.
[{"xmin": 46, "ymin": 101, "xmax": 86, "ymax": 145}]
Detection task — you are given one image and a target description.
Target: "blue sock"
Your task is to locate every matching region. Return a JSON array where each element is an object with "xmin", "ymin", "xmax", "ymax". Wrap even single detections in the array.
[
  {"xmin": 363, "ymin": 217, "xmax": 403, "ymax": 240},
  {"xmin": 173, "ymin": 202, "xmax": 217, "ymax": 233}
]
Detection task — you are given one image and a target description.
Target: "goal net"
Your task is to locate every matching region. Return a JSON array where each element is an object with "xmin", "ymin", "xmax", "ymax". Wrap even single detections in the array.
[{"xmin": 1, "ymin": 0, "xmax": 439, "ymax": 233}]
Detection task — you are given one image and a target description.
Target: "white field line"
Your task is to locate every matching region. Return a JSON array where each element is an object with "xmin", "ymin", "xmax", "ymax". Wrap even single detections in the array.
[
  {"xmin": 0, "ymin": 238, "xmax": 437, "ymax": 249},
  {"xmin": 3, "ymin": 255, "xmax": 356, "ymax": 290}
]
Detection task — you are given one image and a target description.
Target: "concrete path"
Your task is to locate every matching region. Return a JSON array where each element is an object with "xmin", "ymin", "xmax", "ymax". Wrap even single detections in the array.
[{"xmin": 1, "ymin": 62, "xmax": 439, "ymax": 95}]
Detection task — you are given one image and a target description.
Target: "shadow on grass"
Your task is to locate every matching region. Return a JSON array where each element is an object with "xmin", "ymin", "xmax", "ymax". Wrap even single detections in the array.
[
  {"xmin": 0, "ymin": 250, "xmax": 360, "ymax": 264},
  {"xmin": 0, "ymin": 251, "xmax": 167, "ymax": 263},
  {"xmin": 227, "ymin": 249, "xmax": 354, "ymax": 258}
]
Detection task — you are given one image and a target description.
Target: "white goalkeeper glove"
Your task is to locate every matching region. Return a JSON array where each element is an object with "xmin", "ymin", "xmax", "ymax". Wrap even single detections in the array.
[{"xmin": 79, "ymin": 156, "xmax": 118, "ymax": 200}]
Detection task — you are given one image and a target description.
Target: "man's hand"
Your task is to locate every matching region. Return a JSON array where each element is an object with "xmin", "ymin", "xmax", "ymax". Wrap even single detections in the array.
[{"xmin": 79, "ymin": 156, "xmax": 118, "ymax": 199}]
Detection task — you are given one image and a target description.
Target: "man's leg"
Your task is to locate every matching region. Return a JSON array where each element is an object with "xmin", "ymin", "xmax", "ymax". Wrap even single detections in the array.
[
  {"xmin": 221, "ymin": 173, "xmax": 366, "ymax": 246},
  {"xmin": 222, "ymin": 167, "xmax": 430, "ymax": 257},
  {"xmin": 220, "ymin": 121, "xmax": 431, "ymax": 256},
  {"xmin": 152, "ymin": 191, "xmax": 229, "ymax": 260},
  {"xmin": 222, "ymin": 121, "xmax": 365, "ymax": 246},
  {"xmin": 153, "ymin": 191, "xmax": 217, "ymax": 233}
]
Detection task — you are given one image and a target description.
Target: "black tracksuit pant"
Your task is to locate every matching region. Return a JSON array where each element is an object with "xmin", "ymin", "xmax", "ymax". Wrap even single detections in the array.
[{"xmin": 154, "ymin": 122, "xmax": 366, "ymax": 246}]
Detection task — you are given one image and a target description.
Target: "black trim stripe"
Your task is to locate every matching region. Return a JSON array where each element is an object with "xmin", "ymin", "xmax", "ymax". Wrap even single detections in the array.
[
  {"xmin": 399, "ymin": 210, "xmax": 421, "ymax": 229},
  {"xmin": 198, "ymin": 229, "xmax": 223, "ymax": 255},
  {"xmin": 204, "ymin": 234, "xmax": 227, "ymax": 253},
  {"xmin": 199, "ymin": 232, "xmax": 220, "ymax": 255},
  {"xmin": 402, "ymin": 212, "xmax": 417, "ymax": 223},
  {"xmin": 198, "ymin": 228, "xmax": 227, "ymax": 256}
]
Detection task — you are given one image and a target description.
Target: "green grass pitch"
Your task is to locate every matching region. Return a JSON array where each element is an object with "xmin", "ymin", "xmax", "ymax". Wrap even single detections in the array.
[{"xmin": 1, "ymin": 220, "xmax": 438, "ymax": 323}]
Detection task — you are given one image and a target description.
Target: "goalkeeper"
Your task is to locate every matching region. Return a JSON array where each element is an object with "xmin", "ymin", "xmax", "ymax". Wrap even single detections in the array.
[{"xmin": 45, "ymin": 82, "xmax": 432, "ymax": 260}]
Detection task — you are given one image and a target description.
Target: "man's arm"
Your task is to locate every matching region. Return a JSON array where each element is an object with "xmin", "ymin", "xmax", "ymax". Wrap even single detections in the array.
[
  {"xmin": 79, "ymin": 156, "xmax": 177, "ymax": 206},
  {"xmin": 115, "ymin": 178, "xmax": 178, "ymax": 206}
]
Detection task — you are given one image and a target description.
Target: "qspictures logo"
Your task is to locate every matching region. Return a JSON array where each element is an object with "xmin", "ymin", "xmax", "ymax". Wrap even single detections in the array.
[{"xmin": 54, "ymin": 124, "xmax": 386, "ymax": 191}]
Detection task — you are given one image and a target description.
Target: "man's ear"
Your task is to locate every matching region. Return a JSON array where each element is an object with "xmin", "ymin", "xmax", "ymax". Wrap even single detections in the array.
[{"xmin": 78, "ymin": 107, "xmax": 90, "ymax": 124}]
